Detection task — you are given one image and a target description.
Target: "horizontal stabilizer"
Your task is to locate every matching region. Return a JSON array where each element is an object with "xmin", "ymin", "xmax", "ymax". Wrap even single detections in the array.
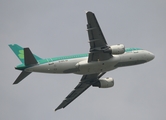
[
  {"xmin": 24, "ymin": 48, "xmax": 38, "ymax": 65},
  {"xmin": 13, "ymin": 71, "xmax": 31, "ymax": 84}
]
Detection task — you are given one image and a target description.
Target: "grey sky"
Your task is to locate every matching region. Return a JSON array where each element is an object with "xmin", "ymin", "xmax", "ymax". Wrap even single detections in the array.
[{"xmin": 0, "ymin": 0, "xmax": 166, "ymax": 120}]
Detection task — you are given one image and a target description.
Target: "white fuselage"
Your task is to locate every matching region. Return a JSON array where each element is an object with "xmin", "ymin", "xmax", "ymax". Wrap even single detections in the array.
[{"xmin": 25, "ymin": 50, "xmax": 154, "ymax": 75}]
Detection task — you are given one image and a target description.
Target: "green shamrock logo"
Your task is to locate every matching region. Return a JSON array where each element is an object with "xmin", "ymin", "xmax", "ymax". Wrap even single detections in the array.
[{"xmin": 18, "ymin": 50, "xmax": 24, "ymax": 59}]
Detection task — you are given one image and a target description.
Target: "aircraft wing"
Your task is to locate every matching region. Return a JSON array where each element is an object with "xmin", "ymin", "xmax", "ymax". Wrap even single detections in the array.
[
  {"xmin": 86, "ymin": 11, "xmax": 112, "ymax": 62},
  {"xmin": 55, "ymin": 73, "xmax": 106, "ymax": 111}
]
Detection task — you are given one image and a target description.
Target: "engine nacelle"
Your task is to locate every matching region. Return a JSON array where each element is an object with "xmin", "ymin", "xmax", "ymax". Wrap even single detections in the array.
[
  {"xmin": 92, "ymin": 77, "xmax": 114, "ymax": 88},
  {"xmin": 104, "ymin": 44, "xmax": 125, "ymax": 54}
]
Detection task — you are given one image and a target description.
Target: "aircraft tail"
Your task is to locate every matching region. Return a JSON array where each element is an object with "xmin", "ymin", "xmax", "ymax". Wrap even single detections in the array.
[
  {"xmin": 9, "ymin": 44, "xmax": 42, "ymax": 64},
  {"xmin": 9, "ymin": 44, "xmax": 42, "ymax": 84}
]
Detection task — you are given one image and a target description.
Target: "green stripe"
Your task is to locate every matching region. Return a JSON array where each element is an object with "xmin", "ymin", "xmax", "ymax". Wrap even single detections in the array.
[
  {"xmin": 38, "ymin": 53, "xmax": 88, "ymax": 64},
  {"xmin": 31, "ymin": 48, "xmax": 142, "ymax": 64},
  {"xmin": 125, "ymin": 48, "xmax": 142, "ymax": 52}
]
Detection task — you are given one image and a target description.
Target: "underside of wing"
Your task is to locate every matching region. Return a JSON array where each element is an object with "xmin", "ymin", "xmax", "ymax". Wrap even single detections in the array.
[
  {"xmin": 55, "ymin": 81, "xmax": 91, "ymax": 111},
  {"xmin": 55, "ymin": 73, "xmax": 106, "ymax": 111},
  {"xmin": 86, "ymin": 11, "xmax": 107, "ymax": 50},
  {"xmin": 86, "ymin": 11, "xmax": 112, "ymax": 62}
]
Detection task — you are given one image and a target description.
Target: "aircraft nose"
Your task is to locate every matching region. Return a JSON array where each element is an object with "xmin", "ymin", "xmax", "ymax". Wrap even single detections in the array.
[{"xmin": 147, "ymin": 52, "xmax": 155, "ymax": 61}]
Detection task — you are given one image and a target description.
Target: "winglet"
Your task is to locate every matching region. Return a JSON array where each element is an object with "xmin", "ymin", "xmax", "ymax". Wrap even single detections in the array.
[
  {"xmin": 54, "ymin": 108, "xmax": 63, "ymax": 112},
  {"xmin": 85, "ymin": 10, "xmax": 91, "ymax": 13},
  {"xmin": 55, "ymin": 104, "xmax": 64, "ymax": 111},
  {"xmin": 85, "ymin": 11, "xmax": 93, "ymax": 14}
]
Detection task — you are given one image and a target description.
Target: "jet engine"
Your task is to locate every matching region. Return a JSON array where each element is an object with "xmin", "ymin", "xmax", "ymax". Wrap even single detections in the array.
[
  {"xmin": 92, "ymin": 77, "xmax": 114, "ymax": 88},
  {"xmin": 104, "ymin": 44, "xmax": 125, "ymax": 54}
]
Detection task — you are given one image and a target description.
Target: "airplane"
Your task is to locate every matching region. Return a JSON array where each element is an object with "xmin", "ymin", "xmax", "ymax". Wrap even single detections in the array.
[{"xmin": 9, "ymin": 11, "xmax": 155, "ymax": 111}]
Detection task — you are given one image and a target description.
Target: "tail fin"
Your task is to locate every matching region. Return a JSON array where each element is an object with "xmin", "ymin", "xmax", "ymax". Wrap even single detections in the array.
[
  {"xmin": 9, "ymin": 44, "xmax": 42, "ymax": 84},
  {"xmin": 9, "ymin": 44, "xmax": 42, "ymax": 63}
]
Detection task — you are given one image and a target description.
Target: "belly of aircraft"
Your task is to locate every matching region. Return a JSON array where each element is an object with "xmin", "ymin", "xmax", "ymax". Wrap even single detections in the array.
[
  {"xmin": 75, "ymin": 55, "xmax": 120, "ymax": 74},
  {"xmin": 25, "ymin": 56, "xmax": 120, "ymax": 75}
]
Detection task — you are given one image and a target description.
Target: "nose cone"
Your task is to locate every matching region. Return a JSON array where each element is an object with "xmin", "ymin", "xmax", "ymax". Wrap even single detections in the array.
[{"xmin": 147, "ymin": 52, "xmax": 155, "ymax": 61}]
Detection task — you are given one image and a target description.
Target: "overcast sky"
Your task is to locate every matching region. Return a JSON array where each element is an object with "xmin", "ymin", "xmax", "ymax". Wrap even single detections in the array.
[{"xmin": 1, "ymin": 0, "xmax": 166, "ymax": 120}]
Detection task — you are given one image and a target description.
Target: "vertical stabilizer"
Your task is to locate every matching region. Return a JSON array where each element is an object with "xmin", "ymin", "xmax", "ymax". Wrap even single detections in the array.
[{"xmin": 9, "ymin": 44, "xmax": 42, "ymax": 63}]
